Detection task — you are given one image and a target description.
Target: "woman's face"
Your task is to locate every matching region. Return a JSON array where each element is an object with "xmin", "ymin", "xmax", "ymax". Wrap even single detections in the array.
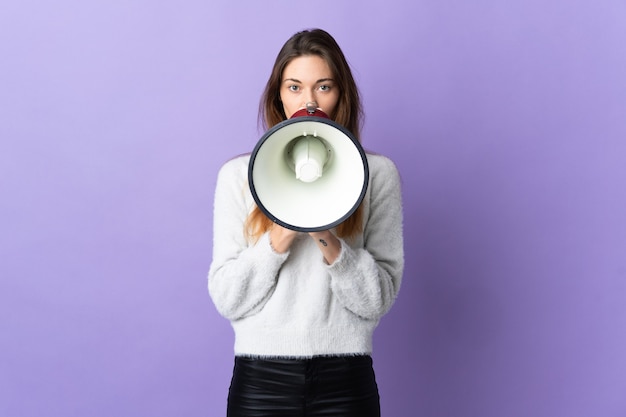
[{"xmin": 280, "ymin": 55, "xmax": 340, "ymax": 119}]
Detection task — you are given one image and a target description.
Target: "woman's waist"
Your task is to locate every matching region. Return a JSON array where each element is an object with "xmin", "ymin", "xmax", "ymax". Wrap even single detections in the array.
[{"xmin": 231, "ymin": 321, "xmax": 377, "ymax": 357}]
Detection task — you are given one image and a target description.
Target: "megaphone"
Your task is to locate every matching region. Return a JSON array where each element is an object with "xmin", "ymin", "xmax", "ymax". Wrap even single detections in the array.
[{"xmin": 248, "ymin": 104, "xmax": 369, "ymax": 232}]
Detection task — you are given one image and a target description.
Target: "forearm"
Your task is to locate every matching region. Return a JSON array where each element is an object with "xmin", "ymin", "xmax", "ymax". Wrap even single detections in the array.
[
  {"xmin": 269, "ymin": 225, "xmax": 299, "ymax": 253},
  {"xmin": 309, "ymin": 230, "xmax": 341, "ymax": 264},
  {"xmin": 326, "ymin": 242, "xmax": 402, "ymax": 320},
  {"xmin": 209, "ymin": 233, "xmax": 288, "ymax": 320}
]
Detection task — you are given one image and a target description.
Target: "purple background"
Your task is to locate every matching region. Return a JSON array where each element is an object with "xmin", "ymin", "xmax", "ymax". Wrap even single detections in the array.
[{"xmin": 1, "ymin": 1, "xmax": 625, "ymax": 416}]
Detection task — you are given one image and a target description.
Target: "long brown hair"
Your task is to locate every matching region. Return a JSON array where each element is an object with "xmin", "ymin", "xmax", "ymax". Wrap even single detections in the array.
[{"xmin": 246, "ymin": 29, "xmax": 365, "ymax": 242}]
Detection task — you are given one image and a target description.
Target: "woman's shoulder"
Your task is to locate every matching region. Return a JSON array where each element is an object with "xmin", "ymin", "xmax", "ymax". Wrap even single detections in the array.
[
  {"xmin": 218, "ymin": 153, "xmax": 251, "ymax": 176},
  {"xmin": 214, "ymin": 154, "xmax": 252, "ymax": 191},
  {"xmin": 364, "ymin": 153, "xmax": 403, "ymax": 206},
  {"xmin": 365, "ymin": 152, "xmax": 400, "ymax": 178}
]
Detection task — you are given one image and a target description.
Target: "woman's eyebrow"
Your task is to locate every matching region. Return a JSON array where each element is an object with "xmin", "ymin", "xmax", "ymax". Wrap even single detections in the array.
[{"xmin": 282, "ymin": 78, "xmax": 335, "ymax": 84}]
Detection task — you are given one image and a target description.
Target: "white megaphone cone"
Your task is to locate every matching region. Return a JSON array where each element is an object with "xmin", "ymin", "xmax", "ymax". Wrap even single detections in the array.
[{"xmin": 248, "ymin": 104, "xmax": 369, "ymax": 232}]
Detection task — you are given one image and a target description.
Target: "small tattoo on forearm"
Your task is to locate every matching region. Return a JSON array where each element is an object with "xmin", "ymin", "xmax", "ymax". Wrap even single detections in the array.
[{"xmin": 319, "ymin": 239, "xmax": 328, "ymax": 247}]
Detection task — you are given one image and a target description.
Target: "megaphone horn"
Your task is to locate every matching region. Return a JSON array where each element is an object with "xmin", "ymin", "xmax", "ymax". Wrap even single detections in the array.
[{"xmin": 248, "ymin": 107, "xmax": 369, "ymax": 232}]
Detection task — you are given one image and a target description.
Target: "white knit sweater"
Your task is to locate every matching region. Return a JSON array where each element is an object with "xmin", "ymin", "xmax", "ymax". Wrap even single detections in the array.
[{"xmin": 208, "ymin": 153, "xmax": 404, "ymax": 357}]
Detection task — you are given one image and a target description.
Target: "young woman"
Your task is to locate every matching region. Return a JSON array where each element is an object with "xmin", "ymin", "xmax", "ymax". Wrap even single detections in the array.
[{"xmin": 208, "ymin": 28, "xmax": 404, "ymax": 417}]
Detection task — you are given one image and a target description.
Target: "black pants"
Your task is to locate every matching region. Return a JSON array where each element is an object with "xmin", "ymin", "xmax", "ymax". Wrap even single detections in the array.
[{"xmin": 227, "ymin": 355, "xmax": 381, "ymax": 417}]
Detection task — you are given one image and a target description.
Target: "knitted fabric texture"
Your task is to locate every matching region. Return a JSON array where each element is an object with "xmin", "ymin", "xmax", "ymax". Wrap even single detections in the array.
[{"xmin": 208, "ymin": 153, "xmax": 404, "ymax": 357}]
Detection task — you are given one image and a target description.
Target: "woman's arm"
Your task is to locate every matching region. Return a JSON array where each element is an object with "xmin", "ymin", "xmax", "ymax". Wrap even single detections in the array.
[
  {"xmin": 309, "ymin": 230, "xmax": 341, "ymax": 264},
  {"xmin": 208, "ymin": 158, "xmax": 290, "ymax": 321},
  {"xmin": 325, "ymin": 156, "xmax": 404, "ymax": 320}
]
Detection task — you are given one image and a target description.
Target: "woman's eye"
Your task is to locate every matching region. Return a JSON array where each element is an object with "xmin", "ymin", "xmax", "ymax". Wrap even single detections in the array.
[
  {"xmin": 288, "ymin": 85, "xmax": 299, "ymax": 92},
  {"xmin": 319, "ymin": 85, "xmax": 331, "ymax": 92}
]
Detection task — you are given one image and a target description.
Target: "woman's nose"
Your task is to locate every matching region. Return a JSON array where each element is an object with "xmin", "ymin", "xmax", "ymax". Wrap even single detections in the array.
[{"xmin": 302, "ymin": 90, "xmax": 315, "ymax": 106}]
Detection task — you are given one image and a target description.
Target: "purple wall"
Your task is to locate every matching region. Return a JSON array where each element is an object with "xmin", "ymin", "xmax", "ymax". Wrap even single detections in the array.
[{"xmin": 1, "ymin": 1, "xmax": 625, "ymax": 416}]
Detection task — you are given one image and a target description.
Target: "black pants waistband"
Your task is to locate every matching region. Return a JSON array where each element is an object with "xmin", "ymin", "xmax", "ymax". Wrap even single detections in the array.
[{"xmin": 227, "ymin": 355, "xmax": 380, "ymax": 417}]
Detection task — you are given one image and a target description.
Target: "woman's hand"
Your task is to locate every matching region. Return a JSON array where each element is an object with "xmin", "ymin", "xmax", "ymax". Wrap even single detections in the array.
[
  {"xmin": 269, "ymin": 225, "xmax": 341, "ymax": 265},
  {"xmin": 269, "ymin": 225, "xmax": 299, "ymax": 253},
  {"xmin": 308, "ymin": 230, "xmax": 341, "ymax": 265}
]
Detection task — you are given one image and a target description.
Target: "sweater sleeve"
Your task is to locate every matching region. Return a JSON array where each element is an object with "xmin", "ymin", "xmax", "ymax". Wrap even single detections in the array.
[
  {"xmin": 207, "ymin": 158, "xmax": 289, "ymax": 321},
  {"xmin": 326, "ymin": 155, "xmax": 404, "ymax": 320}
]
